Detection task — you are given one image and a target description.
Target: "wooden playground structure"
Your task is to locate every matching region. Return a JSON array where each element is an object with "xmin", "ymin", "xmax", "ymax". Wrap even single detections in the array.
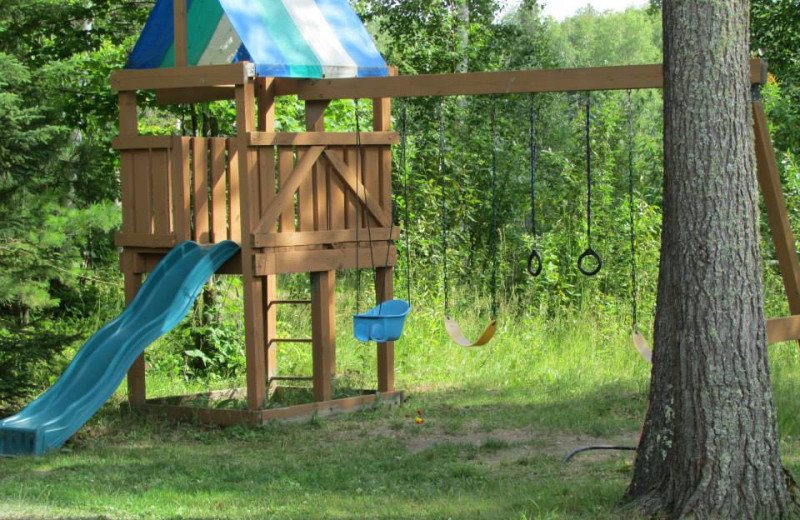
[{"xmin": 110, "ymin": 1, "xmax": 800, "ymax": 426}]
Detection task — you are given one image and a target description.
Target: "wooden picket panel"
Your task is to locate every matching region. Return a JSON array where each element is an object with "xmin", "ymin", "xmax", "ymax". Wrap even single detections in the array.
[
  {"xmin": 344, "ymin": 147, "xmax": 358, "ymax": 230},
  {"xmin": 210, "ymin": 138, "xmax": 227, "ymax": 242},
  {"xmin": 277, "ymin": 146, "xmax": 295, "ymax": 233},
  {"xmin": 228, "ymin": 139, "xmax": 242, "ymax": 242},
  {"xmin": 120, "ymin": 152, "xmax": 136, "ymax": 235},
  {"xmin": 257, "ymin": 146, "xmax": 275, "ymax": 231},
  {"xmin": 151, "ymin": 149, "xmax": 171, "ymax": 235},
  {"xmin": 119, "ymin": 134, "xmax": 387, "ymax": 249},
  {"xmin": 328, "ymin": 147, "xmax": 346, "ymax": 230},
  {"xmin": 171, "ymin": 137, "xmax": 191, "ymax": 241},
  {"xmin": 133, "ymin": 150, "xmax": 153, "ymax": 235},
  {"xmin": 248, "ymin": 141, "xmax": 387, "ymax": 242},
  {"xmin": 192, "ymin": 138, "xmax": 210, "ymax": 243},
  {"xmin": 362, "ymin": 142, "xmax": 380, "ymax": 228},
  {"xmin": 297, "ymin": 147, "xmax": 315, "ymax": 232}
]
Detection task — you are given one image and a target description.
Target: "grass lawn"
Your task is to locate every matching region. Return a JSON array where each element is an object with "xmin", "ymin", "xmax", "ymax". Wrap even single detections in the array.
[{"xmin": 2, "ymin": 308, "xmax": 800, "ymax": 519}]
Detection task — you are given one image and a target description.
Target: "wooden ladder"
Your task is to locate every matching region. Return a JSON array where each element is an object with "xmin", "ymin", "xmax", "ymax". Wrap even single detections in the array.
[{"xmin": 267, "ymin": 299, "xmax": 314, "ymax": 384}]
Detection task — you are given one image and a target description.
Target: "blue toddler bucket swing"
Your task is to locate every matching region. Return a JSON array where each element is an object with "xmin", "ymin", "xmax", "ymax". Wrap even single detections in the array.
[{"xmin": 352, "ymin": 100, "xmax": 411, "ymax": 343}]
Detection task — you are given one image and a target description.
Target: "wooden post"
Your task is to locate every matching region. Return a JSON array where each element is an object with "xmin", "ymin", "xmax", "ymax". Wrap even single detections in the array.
[
  {"xmin": 118, "ymin": 91, "xmax": 147, "ymax": 404},
  {"xmin": 173, "ymin": 0, "xmax": 188, "ymax": 68},
  {"xmin": 311, "ymin": 271, "xmax": 335, "ymax": 402},
  {"xmin": 373, "ymin": 70, "xmax": 395, "ymax": 393},
  {"xmin": 258, "ymin": 77, "xmax": 278, "ymax": 387},
  {"xmin": 375, "ymin": 267, "xmax": 395, "ymax": 392},
  {"xmin": 236, "ymin": 79, "xmax": 268, "ymax": 410},
  {"xmin": 124, "ymin": 272, "xmax": 146, "ymax": 405},
  {"xmin": 753, "ymin": 100, "xmax": 800, "ymax": 317},
  {"xmin": 305, "ymin": 100, "xmax": 337, "ymax": 378},
  {"xmin": 256, "ymin": 77, "xmax": 276, "ymax": 132}
]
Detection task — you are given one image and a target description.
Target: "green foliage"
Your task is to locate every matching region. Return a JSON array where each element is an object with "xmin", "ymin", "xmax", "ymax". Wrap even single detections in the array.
[{"xmin": 0, "ymin": 1, "xmax": 141, "ymax": 409}]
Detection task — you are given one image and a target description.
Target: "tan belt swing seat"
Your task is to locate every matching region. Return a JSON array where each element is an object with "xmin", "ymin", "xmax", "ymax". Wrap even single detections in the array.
[{"xmin": 445, "ymin": 317, "xmax": 497, "ymax": 348}]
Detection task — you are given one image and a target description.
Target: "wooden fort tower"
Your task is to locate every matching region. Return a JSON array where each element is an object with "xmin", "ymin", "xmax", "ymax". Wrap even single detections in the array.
[{"xmin": 113, "ymin": 0, "xmax": 403, "ymax": 424}]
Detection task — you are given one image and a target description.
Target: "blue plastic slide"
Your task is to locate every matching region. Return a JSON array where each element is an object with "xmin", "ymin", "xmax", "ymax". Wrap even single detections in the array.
[{"xmin": 0, "ymin": 241, "xmax": 240, "ymax": 456}]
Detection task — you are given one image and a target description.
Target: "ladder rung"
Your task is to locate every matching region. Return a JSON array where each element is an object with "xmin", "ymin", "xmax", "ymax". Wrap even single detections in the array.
[
  {"xmin": 268, "ymin": 338, "xmax": 313, "ymax": 344},
  {"xmin": 269, "ymin": 299, "xmax": 312, "ymax": 307},
  {"xmin": 269, "ymin": 376, "xmax": 313, "ymax": 382}
]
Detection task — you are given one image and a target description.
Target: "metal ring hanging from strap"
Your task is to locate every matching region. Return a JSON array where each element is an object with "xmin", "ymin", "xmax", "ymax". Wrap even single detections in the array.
[
  {"xmin": 578, "ymin": 248, "xmax": 602, "ymax": 276},
  {"xmin": 578, "ymin": 91, "xmax": 602, "ymax": 277},
  {"xmin": 527, "ymin": 97, "xmax": 543, "ymax": 277}
]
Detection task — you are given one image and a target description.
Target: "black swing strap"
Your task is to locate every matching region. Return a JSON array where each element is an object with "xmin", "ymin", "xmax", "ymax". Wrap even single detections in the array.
[
  {"xmin": 354, "ymin": 99, "xmax": 379, "ymax": 313},
  {"xmin": 527, "ymin": 96, "xmax": 542, "ymax": 277},
  {"xmin": 578, "ymin": 91, "xmax": 602, "ymax": 276},
  {"xmin": 489, "ymin": 95, "xmax": 499, "ymax": 320},
  {"xmin": 400, "ymin": 103, "xmax": 412, "ymax": 305},
  {"xmin": 626, "ymin": 90, "xmax": 652, "ymax": 363}
]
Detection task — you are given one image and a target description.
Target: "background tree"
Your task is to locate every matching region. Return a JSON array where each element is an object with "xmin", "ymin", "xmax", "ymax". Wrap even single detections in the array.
[{"xmin": 626, "ymin": 0, "xmax": 793, "ymax": 516}]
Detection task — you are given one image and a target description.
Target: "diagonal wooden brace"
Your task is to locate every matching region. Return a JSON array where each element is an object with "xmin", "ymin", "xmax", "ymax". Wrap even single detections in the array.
[
  {"xmin": 323, "ymin": 148, "xmax": 391, "ymax": 228},
  {"xmin": 753, "ymin": 101, "xmax": 800, "ymax": 317},
  {"xmin": 254, "ymin": 146, "xmax": 325, "ymax": 235}
]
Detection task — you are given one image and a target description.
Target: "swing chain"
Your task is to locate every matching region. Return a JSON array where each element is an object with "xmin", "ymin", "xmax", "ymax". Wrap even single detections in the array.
[
  {"xmin": 354, "ymin": 99, "xmax": 362, "ymax": 313},
  {"xmin": 627, "ymin": 90, "xmax": 638, "ymax": 330},
  {"xmin": 578, "ymin": 91, "xmax": 602, "ymax": 276},
  {"xmin": 354, "ymin": 99, "xmax": 380, "ymax": 312},
  {"xmin": 527, "ymin": 95, "xmax": 542, "ymax": 277},
  {"xmin": 490, "ymin": 96, "xmax": 499, "ymax": 320},
  {"xmin": 401, "ymin": 103, "xmax": 412, "ymax": 306},
  {"xmin": 439, "ymin": 99, "xmax": 450, "ymax": 318}
]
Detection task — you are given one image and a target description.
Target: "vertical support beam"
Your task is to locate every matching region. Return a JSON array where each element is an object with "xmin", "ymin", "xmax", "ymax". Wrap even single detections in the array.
[
  {"xmin": 373, "ymin": 67, "xmax": 395, "ymax": 212},
  {"xmin": 118, "ymin": 91, "xmax": 146, "ymax": 404},
  {"xmin": 119, "ymin": 92, "xmax": 138, "ymax": 136},
  {"xmin": 374, "ymin": 68, "xmax": 395, "ymax": 393},
  {"xmin": 305, "ymin": 100, "xmax": 337, "ymax": 380},
  {"xmin": 376, "ymin": 267, "xmax": 395, "ymax": 392},
  {"xmin": 236, "ymin": 80, "xmax": 268, "ymax": 411},
  {"xmin": 311, "ymin": 271, "xmax": 335, "ymax": 402},
  {"xmin": 753, "ymin": 100, "xmax": 800, "ymax": 316},
  {"xmin": 258, "ymin": 77, "xmax": 278, "ymax": 387},
  {"xmin": 119, "ymin": 92, "xmax": 138, "ymax": 236},
  {"xmin": 173, "ymin": 0, "xmax": 188, "ymax": 67},
  {"xmin": 257, "ymin": 77, "xmax": 276, "ymax": 132},
  {"xmin": 124, "ymin": 272, "xmax": 146, "ymax": 405}
]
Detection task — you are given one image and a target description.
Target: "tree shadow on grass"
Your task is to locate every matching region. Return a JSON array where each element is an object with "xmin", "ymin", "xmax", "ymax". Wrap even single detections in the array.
[{"xmin": 0, "ymin": 382, "xmax": 649, "ymax": 519}]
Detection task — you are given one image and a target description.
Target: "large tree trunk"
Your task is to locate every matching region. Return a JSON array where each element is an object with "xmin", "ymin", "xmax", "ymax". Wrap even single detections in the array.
[{"xmin": 625, "ymin": 1, "xmax": 793, "ymax": 517}]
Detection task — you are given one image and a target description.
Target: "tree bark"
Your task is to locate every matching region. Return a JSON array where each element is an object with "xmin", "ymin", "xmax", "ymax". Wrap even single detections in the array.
[{"xmin": 625, "ymin": 1, "xmax": 793, "ymax": 517}]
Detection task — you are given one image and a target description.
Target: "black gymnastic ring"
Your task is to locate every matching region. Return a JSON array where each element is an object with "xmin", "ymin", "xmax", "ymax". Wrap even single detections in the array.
[
  {"xmin": 527, "ymin": 249, "xmax": 543, "ymax": 277},
  {"xmin": 578, "ymin": 248, "xmax": 602, "ymax": 276}
]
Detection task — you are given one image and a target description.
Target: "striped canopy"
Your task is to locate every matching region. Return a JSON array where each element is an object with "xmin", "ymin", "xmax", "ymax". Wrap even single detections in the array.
[{"xmin": 126, "ymin": 0, "xmax": 388, "ymax": 79}]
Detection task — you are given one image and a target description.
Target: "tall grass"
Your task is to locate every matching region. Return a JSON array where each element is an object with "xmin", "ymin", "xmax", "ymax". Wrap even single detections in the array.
[{"xmin": 4, "ymin": 283, "xmax": 800, "ymax": 519}]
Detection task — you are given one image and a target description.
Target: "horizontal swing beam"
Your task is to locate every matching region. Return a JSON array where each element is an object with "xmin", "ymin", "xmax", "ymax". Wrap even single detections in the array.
[{"xmin": 274, "ymin": 59, "xmax": 767, "ymax": 101}]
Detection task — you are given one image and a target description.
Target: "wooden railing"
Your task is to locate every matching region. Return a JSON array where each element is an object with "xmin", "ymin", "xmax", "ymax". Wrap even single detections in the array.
[
  {"xmin": 114, "ymin": 135, "xmax": 241, "ymax": 247},
  {"xmin": 247, "ymin": 134, "xmax": 398, "ymax": 275},
  {"xmin": 113, "ymin": 131, "xmax": 398, "ymax": 275}
]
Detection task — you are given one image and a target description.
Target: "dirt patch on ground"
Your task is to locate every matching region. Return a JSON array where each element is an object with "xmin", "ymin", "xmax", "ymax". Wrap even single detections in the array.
[{"xmin": 340, "ymin": 420, "xmax": 637, "ymax": 464}]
